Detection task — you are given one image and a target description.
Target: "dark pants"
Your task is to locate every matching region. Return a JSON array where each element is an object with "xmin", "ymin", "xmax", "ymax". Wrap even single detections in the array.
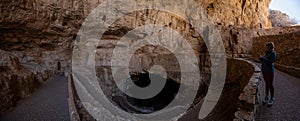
[{"xmin": 263, "ymin": 72, "xmax": 275, "ymax": 98}]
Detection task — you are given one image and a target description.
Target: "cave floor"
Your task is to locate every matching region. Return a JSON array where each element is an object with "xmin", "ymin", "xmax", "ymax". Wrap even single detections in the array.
[
  {"xmin": 0, "ymin": 74, "xmax": 70, "ymax": 121},
  {"xmin": 256, "ymin": 69, "xmax": 300, "ymax": 121}
]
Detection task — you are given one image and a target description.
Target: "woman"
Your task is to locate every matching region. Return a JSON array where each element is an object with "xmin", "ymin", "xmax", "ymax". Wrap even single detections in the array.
[{"xmin": 259, "ymin": 42, "xmax": 276, "ymax": 107}]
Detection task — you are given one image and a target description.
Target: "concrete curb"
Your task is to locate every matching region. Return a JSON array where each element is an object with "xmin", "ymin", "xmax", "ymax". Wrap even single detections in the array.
[
  {"xmin": 67, "ymin": 73, "xmax": 80, "ymax": 121},
  {"xmin": 234, "ymin": 58, "xmax": 262, "ymax": 121}
]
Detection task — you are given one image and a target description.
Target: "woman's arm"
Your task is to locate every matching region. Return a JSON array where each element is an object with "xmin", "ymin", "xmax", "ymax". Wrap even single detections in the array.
[{"xmin": 261, "ymin": 52, "xmax": 276, "ymax": 64}]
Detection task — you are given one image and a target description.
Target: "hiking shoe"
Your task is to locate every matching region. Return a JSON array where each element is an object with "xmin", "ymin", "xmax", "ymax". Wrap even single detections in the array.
[
  {"xmin": 262, "ymin": 96, "xmax": 269, "ymax": 105},
  {"xmin": 267, "ymin": 97, "xmax": 275, "ymax": 107}
]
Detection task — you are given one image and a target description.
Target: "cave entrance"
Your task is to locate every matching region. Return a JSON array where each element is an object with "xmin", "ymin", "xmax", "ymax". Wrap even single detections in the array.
[{"xmin": 112, "ymin": 73, "xmax": 181, "ymax": 114}]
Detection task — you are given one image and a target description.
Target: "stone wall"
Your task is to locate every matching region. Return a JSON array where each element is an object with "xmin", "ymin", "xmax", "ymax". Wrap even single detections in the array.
[
  {"xmin": 193, "ymin": 58, "xmax": 260, "ymax": 121},
  {"xmin": 183, "ymin": 58, "xmax": 257, "ymax": 121},
  {"xmin": 233, "ymin": 58, "xmax": 261, "ymax": 121},
  {"xmin": 68, "ymin": 74, "xmax": 94, "ymax": 121},
  {"xmin": 225, "ymin": 26, "xmax": 300, "ymax": 58},
  {"xmin": 67, "ymin": 73, "xmax": 80, "ymax": 121},
  {"xmin": 70, "ymin": 58, "xmax": 262, "ymax": 121},
  {"xmin": 256, "ymin": 26, "xmax": 300, "ymax": 36},
  {"xmin": 253, "ymin": 30, "xmax": 300, "ymax": 78}
]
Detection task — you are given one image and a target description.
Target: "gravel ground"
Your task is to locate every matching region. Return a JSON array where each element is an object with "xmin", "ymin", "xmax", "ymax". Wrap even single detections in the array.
[
  {"xmin": 0, "ymin": 74, "xmax": 70, "ymax": 121},
  {"xmin": 256, "ymin": 69, "xmax": 300, "ymax": 121}
]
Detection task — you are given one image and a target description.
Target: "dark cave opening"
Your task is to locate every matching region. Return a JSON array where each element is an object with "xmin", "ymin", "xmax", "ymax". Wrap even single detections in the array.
[{"xmin": 112, "ymin": 73, "xmax": 181, "ymax": 114}]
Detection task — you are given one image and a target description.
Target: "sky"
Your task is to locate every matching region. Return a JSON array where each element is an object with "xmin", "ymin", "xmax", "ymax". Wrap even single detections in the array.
[{"xmin": 269, "ymin": 0, "xmax": 300, "ymax": 23}]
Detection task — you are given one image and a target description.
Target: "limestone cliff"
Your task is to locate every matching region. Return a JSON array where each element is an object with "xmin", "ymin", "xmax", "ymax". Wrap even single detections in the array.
[
  {"xmin": 0, "ymin": 0, "xmax": 272, "ymax": 113},
  {"xmin": 0, "ymin": 0, "xmax": 272, "ymax": 57}
]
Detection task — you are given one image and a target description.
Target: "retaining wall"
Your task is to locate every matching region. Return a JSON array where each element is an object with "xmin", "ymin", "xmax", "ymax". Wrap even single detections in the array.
[
  {"xmin": 68, "ymin": 58, "xmax": 262, "ymax": 121},
  {"xmin": 233, "ymin": 58, "xmax": 262, "ymax": 121}
]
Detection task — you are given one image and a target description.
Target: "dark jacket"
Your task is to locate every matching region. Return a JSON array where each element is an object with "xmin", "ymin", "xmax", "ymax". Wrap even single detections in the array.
[{"xmin": 259, "ymin": 50, "xmax": 276, "ymax": 73}]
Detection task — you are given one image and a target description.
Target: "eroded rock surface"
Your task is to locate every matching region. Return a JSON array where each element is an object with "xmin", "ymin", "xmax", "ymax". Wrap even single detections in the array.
[
  {"xmin": 0, "ymin": 0, "xmax": 272, "ymax": 56},
  {"xmin": 1, "ymin": 0, "xmax": 272, "ymax": 115},
  {"xmin": 0, "ymin": 50, "xmax": 53, "ymax": 113}
]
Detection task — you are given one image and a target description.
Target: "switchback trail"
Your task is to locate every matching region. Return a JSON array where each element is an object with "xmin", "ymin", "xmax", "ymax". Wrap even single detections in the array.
[
  {"xmin": 256, "ymin": 69, "xmax": 300, "ymax": 121},
  {"xmin": 0, "ymin": 74, "xmax": 70, "ymax": 121}
]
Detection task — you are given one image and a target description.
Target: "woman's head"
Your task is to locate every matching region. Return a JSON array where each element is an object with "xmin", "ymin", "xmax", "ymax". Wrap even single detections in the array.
[{"xmin": 266, "ymin": 42, "xmax": 275, "ymax": 51}]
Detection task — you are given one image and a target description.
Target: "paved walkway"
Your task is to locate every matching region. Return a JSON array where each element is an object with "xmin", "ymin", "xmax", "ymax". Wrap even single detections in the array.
[
  {"xmin": 0, "ymin": 74, "xmax": 70, "ymax": 121},
  {"xmin": 1, "ymin": 67, "xmax": 299, "ymax": 121},
  {"xmin": 256, "ymin": 69, "xmax": 300, "ymax": 121}
]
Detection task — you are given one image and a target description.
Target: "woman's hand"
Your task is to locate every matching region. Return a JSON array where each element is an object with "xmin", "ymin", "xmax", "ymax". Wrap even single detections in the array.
[{"xmin": 258, "ymin": 55, "xmax": 265, "ymax": 62}]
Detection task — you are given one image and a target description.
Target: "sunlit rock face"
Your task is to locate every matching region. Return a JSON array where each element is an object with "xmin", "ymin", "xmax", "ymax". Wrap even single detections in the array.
[
  {"xmin": 1, "ymin": 0, "xmax": 272, "ymax": 53},
  {"xmin": 0, "ymin": 0, "xmax": 272, "ymax": 67},
  {"xmin": 197, "ymin": 0, "xmax": 272, "ymax": 29},
  {"xmin": 0, "ymin": 0, "xmax": 272, "ymax": 114}
]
